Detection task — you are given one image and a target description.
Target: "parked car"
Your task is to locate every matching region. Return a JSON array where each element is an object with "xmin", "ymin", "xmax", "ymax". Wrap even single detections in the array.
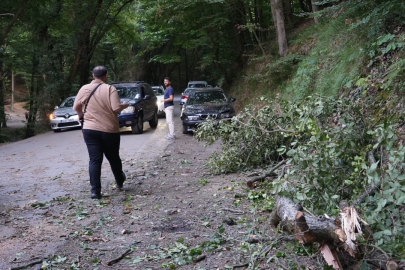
[
  {"xmin": 49, "ymin": 96, "xmax": 81, "ymax": 132},
  {"xmin": 180, "ymin": 88, "xmax": 236, "ymax": 134},
  {"xmin": 180, "ymin": 87, "xmax": 204, "ymax": 105},
  {"xmin": 112, "ymin": 81, "xmax": 158, "ymax": 134},
  {"xmin": 187, "ymin": 80, "xmax": 210, "ymax": 88},
  {"xmin": 152, "ymin": 85, "xmax": 165, "ymax": 117}
]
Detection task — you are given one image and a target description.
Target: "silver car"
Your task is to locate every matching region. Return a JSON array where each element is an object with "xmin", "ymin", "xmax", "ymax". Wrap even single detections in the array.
[{"xmin": 49, "ymin": 96, "xmax": 81, "ymax": 132}]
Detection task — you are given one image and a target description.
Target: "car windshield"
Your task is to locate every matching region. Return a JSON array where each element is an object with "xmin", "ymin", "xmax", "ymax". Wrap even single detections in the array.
[
  {"xmin": 184, "ymin": 88, "xmax": 197, "ymax": 95},
  {"xmin": 152, "ymin": 88, "xmax": 164, "ymax": 96},
  {"xmin": 60, "ymin": 97, "xmax": 75, "ymax": 108},
  {"xmin": 188, "ymin": 91, "xmax": 227, "ymax": 105},
  {"xmin": 116, "ymin": 87, "xmax": 140, "ymax": 99}
]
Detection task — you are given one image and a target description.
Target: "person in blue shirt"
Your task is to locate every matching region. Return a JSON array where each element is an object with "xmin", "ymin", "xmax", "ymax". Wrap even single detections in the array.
[{"xmin": 162, "ymin": 77, "xmax": 175, "ymax": 139}]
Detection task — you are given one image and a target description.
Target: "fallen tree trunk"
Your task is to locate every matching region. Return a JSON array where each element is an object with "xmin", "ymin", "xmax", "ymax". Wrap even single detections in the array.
[
  {"xmin": 268, "ymin": 195, "xmax": 394, "ymax": 270},
  {"xmin": 269, "ymin": 196, "xmax": 345, "ymax": 246}
]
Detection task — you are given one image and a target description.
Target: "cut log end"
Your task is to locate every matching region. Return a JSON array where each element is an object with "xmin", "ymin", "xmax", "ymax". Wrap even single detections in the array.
[{"xmin": 295, "ymin": 211, "xmax": 317, "ymax": 244}]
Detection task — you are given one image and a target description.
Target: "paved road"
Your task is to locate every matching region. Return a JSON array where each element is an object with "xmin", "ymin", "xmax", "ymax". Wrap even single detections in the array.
[{"xmin": 0, "ymin": 96, "xmax": 183, "ymax": 212}]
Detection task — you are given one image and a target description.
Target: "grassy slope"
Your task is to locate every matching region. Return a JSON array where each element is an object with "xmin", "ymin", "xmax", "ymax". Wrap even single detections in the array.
[
  {"xmin": 220, "ymin": 0, "xmax": 405, "ymax": 261},
  {"xmin": 228, "ymin": 1, "xmax": 403, "ymax": 109}
]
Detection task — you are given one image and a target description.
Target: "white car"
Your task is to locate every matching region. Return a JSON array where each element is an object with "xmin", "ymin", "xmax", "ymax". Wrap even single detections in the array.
[
  {"xmin": 49, "ymin": 96, "xmax": 81, "ymax": 132},
  {"xmin": 152, "ymin": 86, "xmax": 165, "ymax": 117}
]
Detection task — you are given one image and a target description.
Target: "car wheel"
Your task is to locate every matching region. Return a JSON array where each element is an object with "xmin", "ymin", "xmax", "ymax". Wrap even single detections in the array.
[
  {"xmin": 53, "ymin": 129, "xmax": 61, "ymax": 133},
  {"xmin": 182, "ymin": 125, "xmax": 189, "ymax": 134},
  {"xmin": 131, "ymin": 115, "xmax": 144, "ymax": 134},
  {"xmin": 149, "ymin": 110, "xmax": 158, "ymax": 128}
]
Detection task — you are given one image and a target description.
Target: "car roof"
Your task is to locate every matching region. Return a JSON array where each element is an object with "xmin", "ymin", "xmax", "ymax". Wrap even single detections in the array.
[
  {"xmin": 189, "ymin": 87, "xmax": 224, "ymax": 92},
  {"xmin": 188, "ymin": 81, "xmax": 207, "ymax": 84},
  {"xmin": 111, "ymin": 81, "xmax": 146, "ymax": 86}
]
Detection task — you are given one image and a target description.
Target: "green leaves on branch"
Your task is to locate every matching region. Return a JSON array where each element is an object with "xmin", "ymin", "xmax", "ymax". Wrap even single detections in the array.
[{"xmin": 197, "ymin": 95, "xmax": 405, "ymax": 257}]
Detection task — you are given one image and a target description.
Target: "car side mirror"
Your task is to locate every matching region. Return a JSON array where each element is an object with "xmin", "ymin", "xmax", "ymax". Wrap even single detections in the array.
[
  {"xmin": 54, "ymin": 106, "xmax": 59, "ymax": 109},
  {"xmin": 144, "ymin": 95, "xmax": 151, "ymax": 100},
  {"xmin": 230, "ymin": 97, "xmax": 236, "ymax": 103}
]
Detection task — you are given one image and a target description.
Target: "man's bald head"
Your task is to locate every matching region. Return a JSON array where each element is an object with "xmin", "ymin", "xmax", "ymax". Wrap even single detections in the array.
[{"xmin": 93, "ymin": 66, "xmax": 108, "ymax": 79}]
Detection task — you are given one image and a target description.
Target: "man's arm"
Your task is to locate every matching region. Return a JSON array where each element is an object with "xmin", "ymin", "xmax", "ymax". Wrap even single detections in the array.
[{"xmin": 163, "ymin": 95, "xmax": 174, "ymax": 103}]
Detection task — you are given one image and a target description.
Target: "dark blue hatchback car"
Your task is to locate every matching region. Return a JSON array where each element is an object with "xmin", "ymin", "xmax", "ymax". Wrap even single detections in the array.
[{"xmin": 111, "ymin": 81, "xmax": 158, "ymax": 134}]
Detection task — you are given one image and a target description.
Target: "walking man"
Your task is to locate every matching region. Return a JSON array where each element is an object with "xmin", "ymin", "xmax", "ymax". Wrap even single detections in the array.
[
  {"xmin": 162, "ymin": 77, "xmax": 175, "ymax": 139},
  {"xmin": 73, "ymin": 66, "xmax": 129, "ymax": 199}
]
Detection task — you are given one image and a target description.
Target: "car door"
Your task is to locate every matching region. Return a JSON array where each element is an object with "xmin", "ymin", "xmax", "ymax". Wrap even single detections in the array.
[
  {"xmin": 144, "ymin": 84, "xmax": 156, "ymax": 120},
  {"xmin": 139, "ymin": 84, "xmax": 151, "ymax": 120},
  {"xmin": 134, "ymin": 86, "xmax": 146, "ymax": 119}
]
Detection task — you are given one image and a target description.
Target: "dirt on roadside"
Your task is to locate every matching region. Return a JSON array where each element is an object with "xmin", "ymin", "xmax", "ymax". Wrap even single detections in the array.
[
  {"xmin": 0, "ymin": 131, "xmax": 322, "ymax": 270},
  {"xmin": 4, "ymin": 102, "xmax": 28, "ymax": 129}
]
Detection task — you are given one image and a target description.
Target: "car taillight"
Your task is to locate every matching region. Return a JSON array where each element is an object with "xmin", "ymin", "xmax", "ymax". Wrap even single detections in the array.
[{"xmin": 181, "ymin": 96, "xmax": 188, "ymax": 100}]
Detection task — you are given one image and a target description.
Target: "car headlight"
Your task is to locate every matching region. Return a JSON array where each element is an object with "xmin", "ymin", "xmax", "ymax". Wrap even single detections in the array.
[
  {"xmin": 121, "ymin": 106, "xmax": 135, "ymax": 114},
  {"xmin": 187, "ymin": 115, "xmax": 199, "ymax": 121},
  {"xmin": 49, "ymin": 113, "xmax": 56, "ymax": 120}
]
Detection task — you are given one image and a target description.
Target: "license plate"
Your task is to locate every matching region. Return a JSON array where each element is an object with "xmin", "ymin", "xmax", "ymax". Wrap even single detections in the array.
[{"xmin": 60, "ymin": 119, "xmax": 73, "ymax": 123}]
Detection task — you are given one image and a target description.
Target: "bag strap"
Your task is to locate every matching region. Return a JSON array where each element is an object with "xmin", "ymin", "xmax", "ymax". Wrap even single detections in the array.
[{"xmin": 83, "ymin": 83, "xmax": 103, "ymax": 114}]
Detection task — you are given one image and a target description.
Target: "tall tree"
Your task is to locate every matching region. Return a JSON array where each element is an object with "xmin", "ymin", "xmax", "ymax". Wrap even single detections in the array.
[
  {"xmin": 67, "ymin": 0, "xmax": 135, "ymax": 90},
  {"xmin": 271, "ymin": 0, "xmax": 288, "ymax": 57},
  {"xmin": 0, "ymin": 0, "xmax": 30, "ymax": 129},
  {"xmin": 311, "ymin": 0, "xmax": 320, "ymax": 23}
]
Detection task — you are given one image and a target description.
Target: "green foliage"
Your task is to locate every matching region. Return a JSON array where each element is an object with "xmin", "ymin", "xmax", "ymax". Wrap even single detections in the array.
[
  {"xmin": 129, "ymin": 226, "xmax": 226, "ymax": 268},
  {"xmin": 197, "ymin": 94, "xmax": 405, "ymax": 258},
  {"xmin": 196, "ymin": 97, "xmax": 289, "ymax": 174},
  {"xmin": 198, "ymin": 177, "xmax": 209, "ymax": 186}
]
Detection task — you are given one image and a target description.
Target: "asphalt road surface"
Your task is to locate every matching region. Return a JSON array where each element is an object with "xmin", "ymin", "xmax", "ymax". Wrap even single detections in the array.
[{"xmin": 0, "ymin": 95, "xmax": 183, "ymax": 212}]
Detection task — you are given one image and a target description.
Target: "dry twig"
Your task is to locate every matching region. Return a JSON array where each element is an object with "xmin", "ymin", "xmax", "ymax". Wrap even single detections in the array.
[
  {"xmin": 106, "ymin": 249, "xmax": 132, "ymax": 266},
  {"xmin": 10, "ymin": 259, "xmax": 43, "ymax": 270}
]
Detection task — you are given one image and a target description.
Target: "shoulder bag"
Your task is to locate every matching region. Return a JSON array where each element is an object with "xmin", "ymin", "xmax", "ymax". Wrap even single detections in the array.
[{"xmin": 80, "ymin": 83, "xmax": 103, "ymax": 127}]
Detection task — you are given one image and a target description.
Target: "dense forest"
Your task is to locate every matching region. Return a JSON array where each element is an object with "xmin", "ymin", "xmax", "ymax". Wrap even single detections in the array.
[
  {"xmin": 0, "ymin": 0, "xmax": 343, "ymax": 138},
  {"xmin": 1, "ymin": 0, "xmax": 405, "ymax": 268}
]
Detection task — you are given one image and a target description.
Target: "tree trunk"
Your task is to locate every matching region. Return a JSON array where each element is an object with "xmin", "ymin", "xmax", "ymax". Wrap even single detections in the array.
[
  {"xmin": 0, "ymin": 58, "xmax": 7, "ymax": 129},
  {"xmin": 26, "ymin": 54, "xmax": 40, "ymax": 138},
  {"xmin": 271, "ymin": 0, "xmax": 288, "ymax": 57},
  {"xmin": 254, "ymin": 0, "xmax": 266, "ymax": 40},
  {"xmin": 270, "ymin": 196, "xmax": 344, "ymax": 245},
  {"xmin": 311, "ymin": 0, "xmax": 320, "ymax": 24},
  {"xmin": 271, "ymin": 2, "xmax": 278, "ymax": 33},
  {"xmin": 0, "ymin": 0, "xmax": 30, "ymax": 130}
]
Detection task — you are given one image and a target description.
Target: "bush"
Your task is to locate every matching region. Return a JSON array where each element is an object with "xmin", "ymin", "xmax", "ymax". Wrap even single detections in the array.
[{"xmin": 196, "ymin": 95, "xmax": 405, "ymax": 258}]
